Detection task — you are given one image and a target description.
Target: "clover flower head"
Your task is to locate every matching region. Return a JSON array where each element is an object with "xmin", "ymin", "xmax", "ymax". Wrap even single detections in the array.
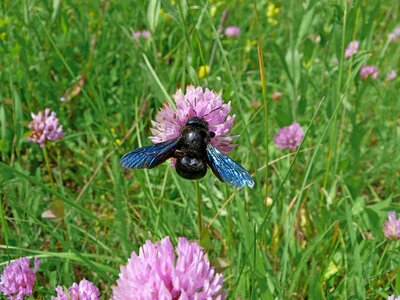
[
  {"xmin": 360, "ymin": 65, "xmax": 380, "ymax": 80},
  {"xmin": 0, "ymin": 257, "xmax": 40, "ymax": 300},
  {"xmin": 345, "ymin": 40, "xmax": 359, "ymax": 58},
  {"xmin": 273, "ymin": 122, "xmax": 304, "ymax": 151},
  {"xmin": 250, "ymin": 101, "xmax": 259, "ymax": 108},
  {"xmin": 132, "ymin": 30, "xmax": 151, "ymax": 41},
  {"xmin": 224, "ymin": 26, "xmax": 240, "ymax": 37},
  {"xmin": 388, "ymin": 25, "xmax": 400, "ymax": 42},
  {"xmin": 112, "ymin": 236, "xmax": 225, "ymax": 300},
  {"xmin": 383, "ymin": 211, "xmax": 400, "ymax": 240},
  {"xmin": 141, "ymin": 30, "xmax": 151, "ymax": 39},
  {"xmin": 27, "ymin": 108, "xmax": 64, "ymax": 147},
  {"xmin": 150, "ymin": 85, "xmax": 237, "ymax": 155},
  {"xmin": 386, "ymin": 70, "xmax": 397, "ymax": 81},
  {"xmin": 388, "ymin": 295, "xmax": 400, "ymax": 300},
  {"xmin": 272, "ymin": 91, "xmax": 282, "ymax": 101},
  {"xmin": 51, "ymin": 279, "xmax": 100, "ymax": 300}
]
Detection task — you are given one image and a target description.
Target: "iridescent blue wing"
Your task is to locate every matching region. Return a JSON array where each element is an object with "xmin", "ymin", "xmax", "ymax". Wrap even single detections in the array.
[
  {"xmin": 206, "ymin": 144, "xmax": 254, "ymax": 189},
  {"xmin": 120, "ymin": 139, "xmax": 179, "ymax": 169}
]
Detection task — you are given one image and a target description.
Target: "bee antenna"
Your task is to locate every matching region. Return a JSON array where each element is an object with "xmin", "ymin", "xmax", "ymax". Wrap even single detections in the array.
[
  {"xmin": 204, "ymin": 106, "xmax": 222, "ymax": 117},
  {"xmin": 194, "ymin": 96, "xmax": 198, "ymax": 116},
  {"xmin": 186, "ymin": 98, "xmax": 198, "ymax": 116}
]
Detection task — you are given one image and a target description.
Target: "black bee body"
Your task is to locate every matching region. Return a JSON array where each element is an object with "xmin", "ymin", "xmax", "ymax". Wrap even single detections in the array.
[
  {"xmin": 175, "ymin": 117, "xmax": 214, "ymax": 180},
  {"xmin": 120, "ymin": 116, "xmax": 254, "ymax": 189}
]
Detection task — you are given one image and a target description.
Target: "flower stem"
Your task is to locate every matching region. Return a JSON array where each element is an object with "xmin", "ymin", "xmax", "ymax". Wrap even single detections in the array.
[
  {"xmin": 195, "ymin": 180, "xmax": 203, "ymax": 236},
  {"xmin": 208, "ymin": 9, "xmax": 230, "ymax": 70},
  {"xmin": 42, "ymin": 144, "xmax": 55, "ymax": 188},
  {"xmin": 43, "ymin": 144, "xmax": 64, "ymax": 219},
  {"xmin": 320, "ymin": 1, "xmax": 348, "ymax": 204},
  {"xmin": 254, "ymin": 1, "xmax": 268, "ymax": 196},
  {"xmin": 0, "ymin": 192, "xmax": 10, "ymax": 255}
]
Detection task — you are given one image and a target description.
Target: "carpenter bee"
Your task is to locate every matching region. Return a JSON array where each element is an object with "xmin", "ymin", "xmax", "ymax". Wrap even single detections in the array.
[{"xmin": 120, "ymin": 116, "xmax": 254, "ymax": 189}]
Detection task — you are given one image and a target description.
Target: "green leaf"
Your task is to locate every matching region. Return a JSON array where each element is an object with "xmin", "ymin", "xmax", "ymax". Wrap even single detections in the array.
[
  {"xmin": 199, "ymin": 227, "xmax": 213, "ymax": 251},
  {"xmin": 147, "ymin": 0, "xmax": 161, "ymax": 32},
  {"xmin": 52, "ymin": 0, "xmax": 61, "ymax": 22},
  {"xmin": 209, "ymin": 257, "xmax": 231, "ymax": 273}
]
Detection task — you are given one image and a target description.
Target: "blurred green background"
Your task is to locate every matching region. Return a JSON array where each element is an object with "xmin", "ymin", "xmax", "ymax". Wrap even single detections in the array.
[{"xmin": 1, "ymin": 0, "xmax": 400, "ymax": 298}]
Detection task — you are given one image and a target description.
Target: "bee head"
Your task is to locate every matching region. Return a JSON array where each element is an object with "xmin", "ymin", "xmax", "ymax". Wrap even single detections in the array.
[{"xmin": 186, "ymin": 117, "xmax": 209, "ymax": 130}]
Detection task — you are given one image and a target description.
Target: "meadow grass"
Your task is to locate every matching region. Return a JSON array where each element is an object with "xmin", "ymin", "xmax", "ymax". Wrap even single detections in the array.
[{"xmin": 1, "ymin": 0, "xmax": 400, "ymax": 298}]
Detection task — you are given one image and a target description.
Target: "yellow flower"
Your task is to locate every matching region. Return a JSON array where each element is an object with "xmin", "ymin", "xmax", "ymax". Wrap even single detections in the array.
[
  {"xmin": 267, "ymin": 3, "xmax": 280, "ymax": 18},
  {"xmin": 198, "ymin": 65, "xmax": 210, "ymax": 78},
  {"xmin": 160, "ymin": 8, "xmax": 172, "ymax": 21},
  {"xmin": 245, "ymin": 39, "xmax": 257, "ymax": 53},
  {"xmin": 268, "ymin": 18, "xmax": 279, "ymax": 25},
  {"xmin": 210, "ymin": 5, "xmax": 217, "ymax": 18},
  {"xmin": 267, "ymin": 2, "xmax": 280, "ymax": 25},
  {"xmin": 115, "ymin": 138, "xmax": 121, "ymax": 145},
  {"xmin": 0, "ymin": 16, "xmax": 10, "ymax": 40}
]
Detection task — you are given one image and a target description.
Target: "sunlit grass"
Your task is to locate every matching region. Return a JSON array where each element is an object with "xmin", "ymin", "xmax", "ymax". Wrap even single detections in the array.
[{"xmin": 1, "ymin": 0, "xmax": 400, "ymax": 298}]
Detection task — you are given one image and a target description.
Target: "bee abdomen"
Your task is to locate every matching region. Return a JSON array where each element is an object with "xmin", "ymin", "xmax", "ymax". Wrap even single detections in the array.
[{"xmin": 175, "ymin": 156, "xmax": 207, "ymax": 180}]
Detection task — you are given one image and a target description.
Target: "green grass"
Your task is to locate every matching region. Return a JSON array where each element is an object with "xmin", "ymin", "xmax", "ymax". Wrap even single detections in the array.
[{"xmin": 1, "ymin": 0, "xmax": 400, "ymax": 298}]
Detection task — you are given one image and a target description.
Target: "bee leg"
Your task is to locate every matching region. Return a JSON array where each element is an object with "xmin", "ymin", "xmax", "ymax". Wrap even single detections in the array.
[
  {"xmin": 209, "ymin": 131, "xmax": 215, "ymax": 138},
  {"xmin": 174, "ymin": 149, "xmax": 184, "ymax": 158}
]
